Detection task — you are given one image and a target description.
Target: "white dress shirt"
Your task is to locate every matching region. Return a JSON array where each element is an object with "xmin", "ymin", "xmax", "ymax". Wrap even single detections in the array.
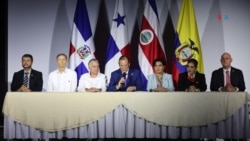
[
  {"xmin": 47, "ymin": 68, "xmax": 77, "ymax": 92},
  {"xmin": 77, "ymin": 72, "xmax": 106, "ymax": 92}
]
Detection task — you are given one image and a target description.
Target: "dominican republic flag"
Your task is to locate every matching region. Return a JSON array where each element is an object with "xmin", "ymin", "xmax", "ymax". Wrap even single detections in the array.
[
  {"xmin": 138, "ymin": 0, "xmax": 167, "ymax": 90},
  {"xmin": 172, "ymin": 0, "xmax": 204, "ymax": 89},
  {"xmin": 69, "ymin": 0, "xmax": 95, "ymax": 81},
  {"xmin": 105, "ymin": 0, "xmax": 130, "ymax": 83}
]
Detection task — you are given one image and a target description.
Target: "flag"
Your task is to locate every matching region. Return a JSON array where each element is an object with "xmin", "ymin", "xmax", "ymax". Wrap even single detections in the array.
[
  {"xmin": 172, "ymin": 0, "xmax": 204, "ymax": 89},
  {"xmin": 105, "ymin": 0, "xmax": 130, "ymax": 83},
  {"xmin": 69, "ymin": 0, "xmax": 95, "ymax": 81},
  {"xmin": 138, "ymin": 0, "xmax": 167, "ymax": 90}
]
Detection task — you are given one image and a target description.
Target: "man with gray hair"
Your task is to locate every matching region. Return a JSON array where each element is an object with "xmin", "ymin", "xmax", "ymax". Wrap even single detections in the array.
[
  {"xmin": 77, "ymin": 58, "xmax": 106, "ymax": 92},
  {"xmin": 210, "ymin": 52, "xmax": 245, "ymax": 92}
]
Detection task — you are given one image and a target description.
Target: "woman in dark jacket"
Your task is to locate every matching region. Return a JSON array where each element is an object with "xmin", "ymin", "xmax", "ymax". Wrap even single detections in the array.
[{"xmin": 178, "ymin": 59, "xmax": 207, "ymax": 92}]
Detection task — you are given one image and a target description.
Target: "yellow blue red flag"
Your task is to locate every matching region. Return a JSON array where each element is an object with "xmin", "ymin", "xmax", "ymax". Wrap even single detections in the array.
[{"xmin": 172, "ymin": 0, "xmax": 204, "ymax": 89}]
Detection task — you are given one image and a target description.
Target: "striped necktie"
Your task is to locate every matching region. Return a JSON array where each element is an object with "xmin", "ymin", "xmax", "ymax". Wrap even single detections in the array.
[{"xmin": 23, "ymin": 72, "xmax": 29, "ymax": 87}]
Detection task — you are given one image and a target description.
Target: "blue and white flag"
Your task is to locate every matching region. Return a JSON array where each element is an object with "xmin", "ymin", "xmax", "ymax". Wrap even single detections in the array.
[
  {"xmin": 69, "ymin": 0, "xmax": 95, "ymax": 81},
  {"xmin": 105, "ymin": 0, "xmax": 130, "ymax": 83}
]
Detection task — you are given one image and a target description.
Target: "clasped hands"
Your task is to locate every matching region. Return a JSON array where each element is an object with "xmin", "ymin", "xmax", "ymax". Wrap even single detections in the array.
[
  {"xmin": 221, "ymin": 83, "xmax": 237, "ymax": 92},
  {"xmin": 18, "ymin": 85, "xmax": 31, "ymax": 92},
  {"xmin": 151, "ymin": 86, "xmax": 168, "ymax": 92},
  {"xmin": 85, "ymin": 87, "xmax": 102, "ymax": 92},
  {"xmin": 186, "ymin": 85, "xmax": 200, "ymax": 92}
]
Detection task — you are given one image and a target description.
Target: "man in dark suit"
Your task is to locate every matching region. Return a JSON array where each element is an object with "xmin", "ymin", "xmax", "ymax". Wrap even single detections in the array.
[
  {"xmin": 11, "ymin": 54, "xmax": 43, "ymax": 92},
  {"xmin": 107, "ymin": 55, "xmax": 143, "ymax": 92},
  {"xmin": 210, "ymin": 52, "xmax": 245, "ymax": 92}
]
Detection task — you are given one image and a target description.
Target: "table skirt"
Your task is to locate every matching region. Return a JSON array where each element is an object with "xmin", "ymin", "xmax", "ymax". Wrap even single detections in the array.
[{"xmin": 4, "ymin": 104, "xmax": 249, "ymax": 140}]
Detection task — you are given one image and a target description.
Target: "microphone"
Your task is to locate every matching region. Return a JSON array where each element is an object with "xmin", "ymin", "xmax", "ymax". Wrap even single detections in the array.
[
  {"xmin": 122, "ymin": 72, "xmax": 126, "ymax": 79},
  {"xmin": 121, "ymin": 72, "xmax": 127, "ymax": 86}
]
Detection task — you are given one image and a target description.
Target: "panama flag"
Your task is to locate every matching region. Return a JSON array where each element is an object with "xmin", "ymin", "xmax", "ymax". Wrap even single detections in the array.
[
  {"xmin": 172, "ymin": 0, "xmax": 204, "ymax": 89},
  {"xmin": 105, "ymin": 0, "xmax": 130, "ymax": 83},
  {"xmin": 138, "ymin": 0, "xmax": 167, "ymax": 90},
  {"xmin": 69, "ymin": 0, "xmax": 95, "ymax": 81}
]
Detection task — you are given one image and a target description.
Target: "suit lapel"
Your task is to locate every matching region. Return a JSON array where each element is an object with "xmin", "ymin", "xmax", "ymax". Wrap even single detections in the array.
[
  {"xmin": 19, "ymin": 70, "xmax": 25, "ymax": 85},
  {"xmin": 126, "ymin": 70, "xmax": 132, "ymax": 85},
  {"xmin": 230, "ymin": 67, "xmax": 235, "ymax": 85},
  {"xmin": 29, "ymin": 70, "xmax": 34, "ymax": 88},
  {"xmin": 220, "ymin": 68, "xmax": 225, "ymax": 86}
]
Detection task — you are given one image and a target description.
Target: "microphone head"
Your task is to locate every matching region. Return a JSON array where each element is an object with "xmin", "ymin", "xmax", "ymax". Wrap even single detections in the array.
[{"xmin": 122, "ymin": 72, "xmax": 126, "ymax": 78}]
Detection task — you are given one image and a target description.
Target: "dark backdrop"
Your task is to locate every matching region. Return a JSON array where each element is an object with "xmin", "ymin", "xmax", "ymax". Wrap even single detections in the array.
[{"xmin": 0, "ymin": 0, "xmax": 8, "ymax": 128}]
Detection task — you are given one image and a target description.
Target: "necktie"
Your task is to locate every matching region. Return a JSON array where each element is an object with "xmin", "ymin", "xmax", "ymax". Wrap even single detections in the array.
[
  {"xmin": 125, "ymin": 77, "xmax": 128, "ymax": 87},
  {"xmin": 226, "ymin": 71, "xmax": 231, "ymax": 84},
  {"xmin": 23, "ymin": 72, "xmax": 29, "ymax": 87},
  {"xmin": 122, "ymin": 73, "xmax": 127, "ymax": 87}
]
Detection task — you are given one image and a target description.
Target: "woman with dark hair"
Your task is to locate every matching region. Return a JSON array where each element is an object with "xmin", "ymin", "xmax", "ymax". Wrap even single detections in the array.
[
  {"xmin": 147, "ymin": 58, "xmax": 174, "ymax": 92},
  {"xmin": 178, "ymin": 58, "xmax": 207, "ymax": 92}
]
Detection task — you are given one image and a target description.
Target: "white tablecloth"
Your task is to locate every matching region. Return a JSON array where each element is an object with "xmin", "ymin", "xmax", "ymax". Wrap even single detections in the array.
[{"xmin": 3, "ymin": 92, "xmax": 250, "ymax": 139}]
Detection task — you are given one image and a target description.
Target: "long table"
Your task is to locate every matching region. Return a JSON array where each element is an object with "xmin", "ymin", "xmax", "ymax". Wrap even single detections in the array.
[{"xmin": 2, "ymin": 92, "xmax": 250, "ymax": 140}]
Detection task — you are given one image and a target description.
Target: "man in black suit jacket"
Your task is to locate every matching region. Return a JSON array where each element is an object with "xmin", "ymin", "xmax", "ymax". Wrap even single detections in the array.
[
  {"xmin": 11, "ymin": 54, "xmax": 43, "ymax": 92},
  {"xmin": 210, "ymin": 52, "xmax": 245, "ymax": 92}
]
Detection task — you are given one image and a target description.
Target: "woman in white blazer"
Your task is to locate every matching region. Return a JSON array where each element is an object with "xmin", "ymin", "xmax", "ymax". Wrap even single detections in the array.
[{"xmin": 147, "ymin": 58, "xmax": 174, "ymax": 92}]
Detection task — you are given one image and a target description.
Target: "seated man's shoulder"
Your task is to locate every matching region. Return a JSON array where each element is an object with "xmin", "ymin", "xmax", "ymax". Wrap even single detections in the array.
[
  {"xmin": 32, "ymin": 69, "xmax": 42, "ymax": 74},
  {"xmin": 79, "ymin": 73, "xmax": 88, "ymax": 79},
  {"xmin": 14, "ymin": 69, "xmax": 23, "ymax": 74},
  {"xmin": 231, "ymin": 67, "xmax": 243, "ymax": 72},
  {"xmin": 212, "ymin": 68, "xmax": 222, "ymax": 73},
  {"xmin": 111, "ymin": 69, "xmax": 121, "ymax": 75},
  {"xmin": 67, "ymin": 68, "xmax": 77, "ymax": 74},
  {"xmin": 49, "ymin": 69, "xmax": 57, "ymax": 75},
  {"xmin": 130, "ymin": 68, "xmax": 140, "ymax": 73},
  {"xmin": 99, "ymin": 73, "xmax": 106, "ymax": 77},
  {"xmin": 128, "ymin": 69, "xmax": 140, "ymax": 77}
]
